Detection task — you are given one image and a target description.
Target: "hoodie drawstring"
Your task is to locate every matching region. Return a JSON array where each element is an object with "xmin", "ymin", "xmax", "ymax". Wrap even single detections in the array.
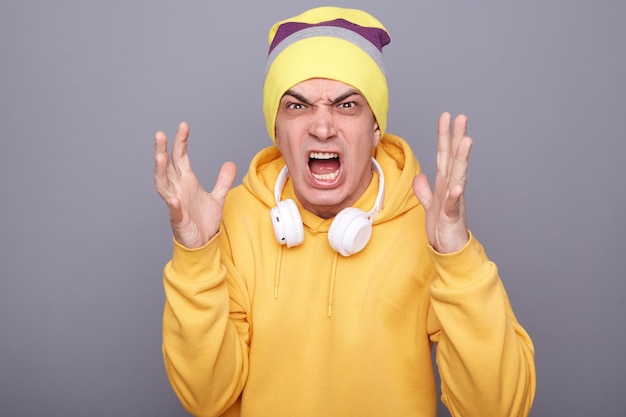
[
  {"xmin": 327, "ymin": 253, "xmax": 339, "ymax": 317},
  {"xmin": 274, "ymin": 244, "xmax": 339, "ymax": 318},
  {"xmin": 274, "ymin": 245, "xmax": 284, "ymax": 299}
]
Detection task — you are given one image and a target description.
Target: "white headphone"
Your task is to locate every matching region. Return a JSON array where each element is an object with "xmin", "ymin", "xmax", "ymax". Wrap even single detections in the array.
[{"xmin": 270, "ymin": 157, "xmax": 385, "ymax": 256}]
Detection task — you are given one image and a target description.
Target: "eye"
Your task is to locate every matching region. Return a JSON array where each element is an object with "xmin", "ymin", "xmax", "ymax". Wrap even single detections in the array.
[
  {"xmin": 287, "ymin": 102, "xmax": 306, "ymax": 110},
  {"xmin": 337, "ymin": 101, "xmax": 356, "ymax": 109},
  {"xmin": 335, "ymin": 100, "xmax": 361, "ymax": 115}
]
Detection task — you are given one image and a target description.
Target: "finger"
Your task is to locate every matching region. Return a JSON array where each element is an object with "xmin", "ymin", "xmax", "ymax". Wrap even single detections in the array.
[
  {"xmin": 450, "ymin": 114, "xmax": 468, "ymax": 167},
  {"xmin": 154, "ymin": 130, "xmax": 169, "ymax": 172},
  {"xmin": 449, "ymin": 135, "xmax": 472, "ymax": 187},
  {"xmin": 444, "ymin": 186, "xmax": 463, "ymax": 218},
  {"xmin": 154, "ymin": 131, "xmax": 172, "ymax": 198},
  {"xmin": 412, "ymin": 173, "xmax": 433, "ymax": 210},
  {"xmin": 211, "ymin": 161, "xmax": 238, "ymax": 202},
  {"xmin": 446, "ymin": 136, "xmax": 473, "ymax": 216},
  {"xmin": 436, "ymin": 112, "xmax": 452, "ymax": 178},
  {"xmin": 171, "ymin": 121, "xmax": 192, "ymax": 175},
  {"xmin": 167, "ymin": 197, "xmax": 184, "ymax": 225}
]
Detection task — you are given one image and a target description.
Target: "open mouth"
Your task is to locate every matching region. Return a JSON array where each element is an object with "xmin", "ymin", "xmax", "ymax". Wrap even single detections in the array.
[{"xmin": 309, "ymin": 152, "xmax": 340, "ymax": 180}]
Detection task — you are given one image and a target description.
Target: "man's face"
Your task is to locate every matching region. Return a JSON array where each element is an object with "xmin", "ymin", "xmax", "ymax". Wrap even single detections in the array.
[{"xmin": 275, "ymin": 78, "xmax": 381, "ymax": 219}]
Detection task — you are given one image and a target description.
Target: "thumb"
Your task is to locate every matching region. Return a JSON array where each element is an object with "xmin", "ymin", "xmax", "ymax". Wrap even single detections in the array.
[
  {"xmin": 212, "ymin": 161, "xmax": 237, "ymax": 202},
  {"xmin": 167, "ymin": 197, "xmax": 184, "ymax": 224},
  {"xmin": 412, "ymin": 173, "xmax": 433, "ymax": 210}
]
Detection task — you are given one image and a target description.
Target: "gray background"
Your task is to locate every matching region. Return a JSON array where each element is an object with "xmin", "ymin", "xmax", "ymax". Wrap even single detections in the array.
[{"xmin": 1, "ymin": 0, "xmax": 624, "ymax": 416}]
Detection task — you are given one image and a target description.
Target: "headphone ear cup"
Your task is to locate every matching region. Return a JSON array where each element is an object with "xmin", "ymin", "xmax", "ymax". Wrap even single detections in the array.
[
  {"xmin": 270, "ymin": 199, "xmax": 304, "ymax": 248},
  {"xmin": 328, "ymin": 207, "xmax": 372, "ymax": 257}
]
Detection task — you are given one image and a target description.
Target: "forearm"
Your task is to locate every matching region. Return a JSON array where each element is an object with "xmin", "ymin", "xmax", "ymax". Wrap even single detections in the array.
[
  {"xmin": 427, "ymin": 233, "xmax": 536, "ymax": 417},
  {"xmin": 162, "ymin": 233, "xmax": 249, "ymax": 417}
]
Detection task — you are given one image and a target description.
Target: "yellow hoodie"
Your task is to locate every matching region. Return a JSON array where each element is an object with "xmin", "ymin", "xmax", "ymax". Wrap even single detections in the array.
[{"xmin": 162, "ymin": 134, "xmax": 536, "ymax": 417}]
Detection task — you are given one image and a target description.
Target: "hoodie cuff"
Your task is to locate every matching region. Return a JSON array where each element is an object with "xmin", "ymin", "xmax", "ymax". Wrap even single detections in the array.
[
  {"xmin": 427, "ymin": 231, "xmax": 496, "ymax": 291},
  {"xmin": 169, "ymin": 230, "xmax": 223, "ymax": 283}
]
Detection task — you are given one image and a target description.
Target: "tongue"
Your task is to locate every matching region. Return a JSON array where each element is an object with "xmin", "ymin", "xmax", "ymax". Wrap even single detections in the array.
[{"xmin": 309, "ymin": 158, "xmax": 340, "ymax": 175}]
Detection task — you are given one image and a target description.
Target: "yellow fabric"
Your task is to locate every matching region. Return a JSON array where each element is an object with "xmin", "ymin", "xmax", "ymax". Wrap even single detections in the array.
[
  {"xmin": 161, "ymin": 134, "xmax": 536, "ymax": 416},
  {"xmin": 263, "ymin": 7, "xmax": 389, "ymax": 142},
  {"xmin": 267, "ymin": 6, "xmax": 387, "ymax": 37}
]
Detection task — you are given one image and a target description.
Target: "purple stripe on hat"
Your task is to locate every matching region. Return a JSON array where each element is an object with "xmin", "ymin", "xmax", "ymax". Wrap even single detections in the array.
[
  {"xmin": 264, "ymin": 25, "xmax": 387, "ymax": 76},
  {"xmin": 269, "ymin": 19, "xmax": 390, "ymax": 54}
]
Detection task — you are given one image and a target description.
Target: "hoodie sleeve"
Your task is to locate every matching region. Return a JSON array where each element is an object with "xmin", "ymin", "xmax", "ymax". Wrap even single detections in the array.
[
  {"xmin": 426, "ymin": 232, "xmax": 536, "ymax": 417},
  {"xmin": 161, "ymin": 231, "xmax": 249, "ymax": 417}
]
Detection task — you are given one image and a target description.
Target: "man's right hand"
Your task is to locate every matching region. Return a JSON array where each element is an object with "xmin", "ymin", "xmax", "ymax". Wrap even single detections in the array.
[{"xmin": 154, "ymin": 121, "xmax": 237, "ymax": 249}]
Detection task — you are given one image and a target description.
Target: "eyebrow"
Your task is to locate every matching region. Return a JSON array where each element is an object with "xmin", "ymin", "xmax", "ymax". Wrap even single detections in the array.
[{"xmin": 282, "ymin": 89, "xmax": 361, "ymax": 105}]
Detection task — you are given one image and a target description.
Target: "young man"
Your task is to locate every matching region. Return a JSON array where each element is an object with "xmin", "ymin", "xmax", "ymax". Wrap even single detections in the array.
[{"xmin": 154, "ymin": 6, "xmax": 536, "ymax": 417}]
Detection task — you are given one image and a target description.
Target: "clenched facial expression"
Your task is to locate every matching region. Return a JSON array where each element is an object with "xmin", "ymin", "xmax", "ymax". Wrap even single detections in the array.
[{"xmin": 275, "ymin": 78, "xmax": 381, "ymax": 219}]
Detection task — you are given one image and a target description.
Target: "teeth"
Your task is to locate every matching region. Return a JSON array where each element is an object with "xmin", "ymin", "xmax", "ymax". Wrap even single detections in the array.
[
  {"xmin": 309, "ymin": 152, "xmax": 339, "ymax": 180},
  {"xmin": 310, "ymin": 152, "xmax": 338, "ymax": 159},
  {"xmin": 312, "ymin": 170, "xmax": 339, "ymax": 180}
]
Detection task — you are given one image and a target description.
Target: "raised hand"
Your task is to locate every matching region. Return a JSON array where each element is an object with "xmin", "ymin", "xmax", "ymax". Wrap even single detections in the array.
[
  {"xmin": 154, "ymin": 121, "xmax": 237, "ymax": 249},
  {"xmin": 412, "ymin": 112, "xmax": 472, "ymax": 254}
]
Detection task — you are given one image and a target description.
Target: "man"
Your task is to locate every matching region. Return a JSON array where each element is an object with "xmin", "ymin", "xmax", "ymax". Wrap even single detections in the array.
[{"xmin": 154, "ymin": 6, "xmax": 536, "ymax": 417}]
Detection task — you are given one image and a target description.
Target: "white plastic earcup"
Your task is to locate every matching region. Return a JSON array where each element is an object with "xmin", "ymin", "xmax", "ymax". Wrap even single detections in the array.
[
  {"xmin": 328, "ymin": 207, "xmax": 373, "ymax": 256},
  {"xmin": 270, "ymin": 199, "xmax": 304, "ymax": 248}
]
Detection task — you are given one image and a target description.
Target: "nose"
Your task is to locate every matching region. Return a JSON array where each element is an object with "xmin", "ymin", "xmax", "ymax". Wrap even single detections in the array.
[{"xmin": 309, "ymin": 105, "xmax": 337, "ymax": 141}]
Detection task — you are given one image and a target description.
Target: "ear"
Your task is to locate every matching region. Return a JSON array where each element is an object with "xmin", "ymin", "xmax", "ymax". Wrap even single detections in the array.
[{"xmin": 373, "ymin": 122, "xmax": 381, "ymax": 147}]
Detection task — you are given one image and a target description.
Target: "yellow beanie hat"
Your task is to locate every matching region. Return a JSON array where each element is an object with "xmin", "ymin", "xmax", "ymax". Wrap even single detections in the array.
[{"xmin": 263, "ymin": 6, "xmax": 391, "ymax": 142}]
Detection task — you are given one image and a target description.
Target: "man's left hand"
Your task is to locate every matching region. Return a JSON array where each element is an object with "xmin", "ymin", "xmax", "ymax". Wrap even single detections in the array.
[{"xmin": 412, "ymin": 112, "xmax": 472, "ymax": 254}]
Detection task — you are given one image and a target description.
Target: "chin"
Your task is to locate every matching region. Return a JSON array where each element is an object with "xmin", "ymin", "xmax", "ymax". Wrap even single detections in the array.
[{"xmin": 301, "ymin": 191, "xmax": 350, "ymax": 217}]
